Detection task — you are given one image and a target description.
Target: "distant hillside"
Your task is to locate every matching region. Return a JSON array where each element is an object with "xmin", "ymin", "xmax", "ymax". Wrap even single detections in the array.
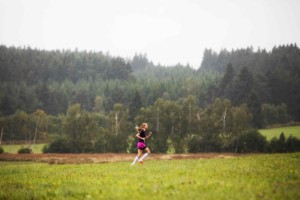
[
  {"xmin": 1, "ymin": 44, "xmax": 300, "ymax": 154},
  {"xmin": 198, "ymin": 44, "xmax": 300, "ymax": 121},
  {"xmin": 199, "ymin": 44, "xmax": 300, "ymax": 74},
  {"xmin": 0, "ymin": 44, "xmax": 299, "ymax": 122},
  {"xmin": 0, "ymin": 45, "xmax": 133, "ymax": 84}
]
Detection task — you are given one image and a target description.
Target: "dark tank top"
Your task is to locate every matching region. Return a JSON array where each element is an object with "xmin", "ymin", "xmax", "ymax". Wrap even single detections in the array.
[{"xmin": 138, "ymin": 129, "xmax": 146, "ymax": 143}]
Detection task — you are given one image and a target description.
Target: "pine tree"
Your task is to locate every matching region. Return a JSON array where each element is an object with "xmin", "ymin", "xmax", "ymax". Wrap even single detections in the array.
[
  {"xmin": 232, "ymin": 67, "xmax": 253, "ymax": 105},
  {"xmin": 247, "ymin": 90, "xmax": 263, "ymax": 128},
  {"xmin": 129, "ymin": 91, "xmax": 142, "ymax": 121},
  {"xmin": 219, "ymin": 63, "xmax": 235, "ymax": 98}
]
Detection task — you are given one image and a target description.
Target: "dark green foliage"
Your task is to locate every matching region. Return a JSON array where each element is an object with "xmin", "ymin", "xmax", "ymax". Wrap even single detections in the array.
[
  {"xmin": 219, "ymin": 63, "xmax": 235, "ymax": 98},
  {"xmin": 17, "ymin": 147, "xmax": 32, "ymax": 154},
  {"xmin": 234, "ymin": 130, "xmax": 267, "ymax": 153},
  {"xmin": 0, "ymin": 46, "xmax": 134, "ymax": 115},
  {"xmin": 247, "ymin": 90, "xmax": 263, "ymax": 128},
  {"xmin": 204, "ymin": 44, "xmax": 300, "ymax": 121},
  {"xmin": 261, "ymin": 103, "xmax": 290, "ymax": 126},
  {"xmin": 268, "ymin": 132, "xmax": 300, "ymax": 153},
  {"xmin": 96, "ymin": 134, "xmax": 126, "ymax": 153},
  {"xmin": 0, "ymin": 44, "xmax": 300, "ymax": 153},
  {"xmin": 231, "ymin": 67, "xmax": 254, "ymax": 105},
  {"xmin": 128, "ymin": 91, "xmax": 142, "ymax": 121},
  {"xmin": 285, "ymin": 135, "xmax": 300, "ymax": 152},
  {"xmin": 3, "ymin": 44, "xmax": 299, "ymax": 121},
  {"xmin": 0, "ymin": 146, "xmax": 4, "ymax": 154},
  {"xmin": 0, "ymin": 46, "xmax": 133, "ymax": 83},
  {"xmin": 94, "ymin": 131, "xmax": 130, "ymax": 153},
  {"xmin": 94, "ymin": 135, "xmax": 109, "ymax": 153},
  {"xmin": 42, "ymin": 138, "xmax": 71, "ymax": 153},
  {"xmin": 63, "ymin": 104, "xmax": 98, "ymax": 153},
  {"xmin": 266, "ymin": 68, "xmax": 300, "ymax": 120},
  {"xmin": 187, "ymin": 136, "xmax": 201, "ymax": 153}
]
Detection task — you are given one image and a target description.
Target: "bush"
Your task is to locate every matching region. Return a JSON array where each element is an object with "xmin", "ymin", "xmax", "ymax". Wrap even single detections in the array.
[
  {"xmin": 235, "ymin": 129, "xmax": 268, "ymax": 153},
  {"xmin": 188, "ymin": 136, "xmax": 202, "ymax": 153},
  {"xmin": 267, "ymin": 133, "xmax": 300, "ymax": 153},
  {"xmin": 18, "ymin": 147, "xmax": 32, "ymax": 154},
  {"xmin": 285, "ymin": 135, "xmax": 300, "ymax": 152},
  {"xmin": 43, "ymin": 138, "xmax": 71, "ymax": 153},
  {"xmin": 0, "ymin": 146, "xmax": 4, "ymax": 154}
]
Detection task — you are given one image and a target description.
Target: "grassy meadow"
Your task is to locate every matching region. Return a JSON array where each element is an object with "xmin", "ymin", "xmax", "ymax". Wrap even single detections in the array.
[
  {"xmin": 0, "ymin": 153, "xmax": 299, "ymax": 200},
  {"xmin": 1, "ymin": 143, "xmax": 46, "ymax": 154},
  {"xmin": 259, "ymin": 126, "xmax": 300, "ymax": 140}
]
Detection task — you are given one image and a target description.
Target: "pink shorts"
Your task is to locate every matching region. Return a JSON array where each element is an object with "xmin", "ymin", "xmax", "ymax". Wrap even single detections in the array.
[{"xmin": 137, "ymin": 142, "xmax": 147, "ymax": 150}]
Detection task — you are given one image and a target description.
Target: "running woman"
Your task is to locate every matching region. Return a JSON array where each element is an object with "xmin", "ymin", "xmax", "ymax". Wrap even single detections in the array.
[{"xmin": 131, "ymin": 123, "xmax": 152, "ymax": 165}]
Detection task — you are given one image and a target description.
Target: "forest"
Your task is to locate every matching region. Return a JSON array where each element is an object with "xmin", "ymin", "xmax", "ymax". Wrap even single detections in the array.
[{"xmin": 0, "ymin": 44, "xmax": 299, "ymax": 153}]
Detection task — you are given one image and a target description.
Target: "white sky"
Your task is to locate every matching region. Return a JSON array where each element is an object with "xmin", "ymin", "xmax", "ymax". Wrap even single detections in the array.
[{"xmin": 0, "ymin": 0, "xmax": 300, "ymax": 69}]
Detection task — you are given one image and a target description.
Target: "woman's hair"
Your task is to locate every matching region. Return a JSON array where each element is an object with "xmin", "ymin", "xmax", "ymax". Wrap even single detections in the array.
[
  {"xmin": 140, "ymin": 123, "xmax": 148, "ymax": 128},
  {"xmin": 136, "ymin": 123, "xmax": 148, "ymax": 132},
  {"xmin": 135, "ymin": 126, "xmax": 140, "ymax": 132}
]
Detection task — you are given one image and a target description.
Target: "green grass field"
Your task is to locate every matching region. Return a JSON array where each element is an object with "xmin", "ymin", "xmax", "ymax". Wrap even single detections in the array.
[
  {"xmin": 0, "ymin": 153, "xmax": 299, "ymax": 200},
  {"xmin": 1, "ymin": 143, "xmax": 46, "ymax": 154},
  {"xmin": 259, "ymin": 126, "xmax": 300, "ymax": 140}
]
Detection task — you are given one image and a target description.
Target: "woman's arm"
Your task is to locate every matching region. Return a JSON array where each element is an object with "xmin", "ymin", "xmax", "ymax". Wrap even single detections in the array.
[
  {"xmin": 145, "ymin": 132, "xmax": 152, "ymax": 139},
  {"xmin": 136, "ymin": 132, "xmax": 145, "ymax": 141}
]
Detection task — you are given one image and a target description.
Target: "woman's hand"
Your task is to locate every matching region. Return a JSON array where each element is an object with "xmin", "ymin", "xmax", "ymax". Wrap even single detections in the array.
[{"xmin": 145, "ymin": 132, "xmax": 152, "ymax": 139}]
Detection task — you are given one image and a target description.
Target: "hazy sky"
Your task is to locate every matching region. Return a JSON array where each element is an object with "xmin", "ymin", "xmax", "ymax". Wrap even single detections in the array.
[{"xmin": 1, "ymin": 0, "xmax": 300, "ymax": 68}]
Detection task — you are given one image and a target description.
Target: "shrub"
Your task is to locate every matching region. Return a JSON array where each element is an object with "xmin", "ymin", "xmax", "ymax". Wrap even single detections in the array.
[
  {"xmin": 285, "ymin": 135, "xmax": 300, "ymax": 152},
  {"xmin": 268, "ymin": 133, "xmax": 300, "ymax": 153},
  {"xmin": 0, "ymin": 146, "xmax": 4, "ymax": 154},
  {"xmin": 43, "ymin": 138, "xmax": 71, "ymax": 153},
  {"xmin": 188, "ymin": 136, "xmax": 202, "ymax": 153},
  {"xmin": 18, "ymin": 147, "xmax": 32, "ymax": 154},
  {"xmin": 236, "ymin": 129, "xmax": 268, "ymax": 153}
]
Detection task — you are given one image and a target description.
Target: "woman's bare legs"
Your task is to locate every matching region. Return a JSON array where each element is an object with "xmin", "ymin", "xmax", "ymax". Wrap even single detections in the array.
[
  {"xmin": 131, "ymin": 149, "xmax": 143, "ymax": 165},
  {"xmin": 139, "ymin": 147, "xmax": 151, "ymax": 163}
]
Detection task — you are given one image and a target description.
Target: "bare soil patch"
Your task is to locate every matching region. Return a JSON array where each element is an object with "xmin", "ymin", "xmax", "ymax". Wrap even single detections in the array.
[{"xmin": 0, "ymin": 153, "xmax": 243, "ymax": 164}]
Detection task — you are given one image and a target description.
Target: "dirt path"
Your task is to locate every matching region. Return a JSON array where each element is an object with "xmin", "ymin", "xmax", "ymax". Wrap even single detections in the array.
[{"xmin": 0, "ymin": 153, "xmax": 243, "ymax": 164}]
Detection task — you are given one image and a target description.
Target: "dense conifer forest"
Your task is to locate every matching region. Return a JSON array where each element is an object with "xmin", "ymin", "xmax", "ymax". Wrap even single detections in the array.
[{"xmin": 0, "ymin": 44, "xmax": 299, "ymax": 153}]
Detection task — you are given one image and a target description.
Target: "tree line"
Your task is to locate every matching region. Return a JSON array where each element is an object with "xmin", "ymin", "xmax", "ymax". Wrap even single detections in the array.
[
  {"xmin": 200, "ymin": 44, "xmax": 300, "ymax": 121},
  {"xmin": 0, "ymin": 44, "xmax": 299, "ymax": 153},
  {"xmin": 0, "ymin": 97, "xmax": 298, "ymax": 153}
]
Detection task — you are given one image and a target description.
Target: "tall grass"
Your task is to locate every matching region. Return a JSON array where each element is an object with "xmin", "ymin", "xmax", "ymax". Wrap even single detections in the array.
[{"xmin": 0, "ymin": 153, "xmax": 299, "ymax": 200}]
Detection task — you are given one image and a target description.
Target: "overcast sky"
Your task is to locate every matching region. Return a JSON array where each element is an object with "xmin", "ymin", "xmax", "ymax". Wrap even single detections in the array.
[{"xmin": 1, "ymin": 0, "xmax": 300, "ymax": 68}]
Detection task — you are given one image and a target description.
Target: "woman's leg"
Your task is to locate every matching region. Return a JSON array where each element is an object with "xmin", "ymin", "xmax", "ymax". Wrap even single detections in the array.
[
  {"xmin": 145, "ymin": 147, "xmax": 151, "ymax": 154},
  {"xmin": 131, "ymin": 149, "xmax": 143, "ymax": 165},
  {"xmin": 138, "ymin": 149, "xmax": 143, "ymax": 157},
  {"xmin": 139, "ymin": 147, "xmax": 150, "ymax": 162}
]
